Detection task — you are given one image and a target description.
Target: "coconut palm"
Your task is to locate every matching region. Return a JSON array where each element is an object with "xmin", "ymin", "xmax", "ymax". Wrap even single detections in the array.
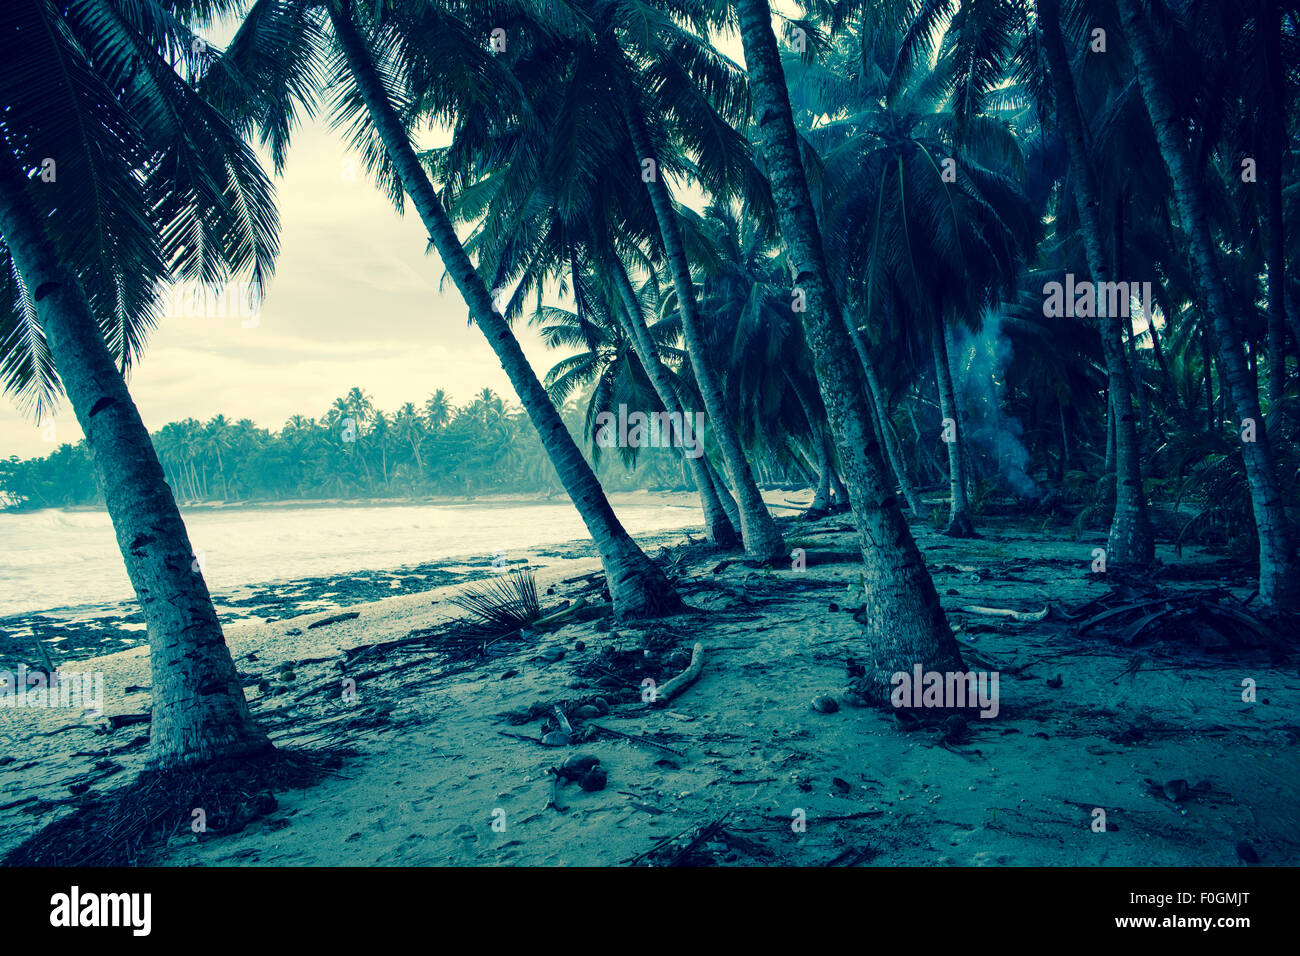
[
  {"xmin": 731, "ymin": 0, "xmax": 966, "ymax": 702},
  {"xmin": 211, "ymin": 0, "xmax": 680, "ymax": 615},
  {"xmin": 1118, "ymin": 0, "xmax": 1298, "ymax": 608},
  {"xmin": 1037, "ymin": 0, "xmax": 1155, "ymax": 573},
  {"xmin": 615, "ymin": 102, "xmax": 787, "ymax": 557},
  {"xmin": 0, "ymin": 0, "xmax": 273, "ymax": 767},
  {"xmin": 424, "ymin": 388, "xmax": 453, "ymax": 432},
  {"xmin": 426, "ymin": 1, "xmax": 758, "ymax": 548},
  {"xmin": 792, "ymin": 18, "xmax": 1037, "ymax": 537}
]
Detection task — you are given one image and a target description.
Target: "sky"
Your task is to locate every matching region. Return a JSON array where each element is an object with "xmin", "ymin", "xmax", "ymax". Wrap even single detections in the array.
[
  {"xmin": 1, "ymin": 16, "xmax": 757, "ymax": 461},
  {"xmin": 1, "ymin": 115, "xmax": 562, "ymax": 458}
]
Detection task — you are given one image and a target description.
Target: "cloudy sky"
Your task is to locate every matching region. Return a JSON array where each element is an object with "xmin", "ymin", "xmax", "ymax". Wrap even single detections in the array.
[
  {"xmin": 1, "ymin": 108, "xmax": 568, "ymax": 458},
  {"xmin": 2, "ymin": 13, "xmax": 754, "ymax": 461}
]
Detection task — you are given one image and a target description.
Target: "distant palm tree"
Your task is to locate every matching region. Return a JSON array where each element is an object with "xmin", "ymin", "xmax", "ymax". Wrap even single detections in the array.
[
  {"xmin": 394, "ymin": 402, "xmax": 427, "ymax": 473},
  {"xmin": 424, "ymin": 389, "xmax": 453, "ymax": 432},
  {"xmin": 204, "ymin": 415, "xmax": 235, "ymax": 500},
  {"xmin": 0, "ymin": 0, "xmax": 272, "ymax": 767}
]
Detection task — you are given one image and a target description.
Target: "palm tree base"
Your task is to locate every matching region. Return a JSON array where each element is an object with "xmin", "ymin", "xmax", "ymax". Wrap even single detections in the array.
[
  {"xmin": 944, "ymin": 511, "xmax": 980, "ymax": 538},
  {"xmin": 3, "ymin": 747, "xmax": 338, "ymax": 866}
]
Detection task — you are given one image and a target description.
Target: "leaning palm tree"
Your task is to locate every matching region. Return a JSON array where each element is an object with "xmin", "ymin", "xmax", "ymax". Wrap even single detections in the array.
[
  {"xmin": 432, "ymin": 0, "xmax": 773, "ymax": 554},
  {"xmin": 427, "ymin": 57, "xmax": 742, "ymax": 545},
  {"xmin": 0, "ymin": 0, "xmax": 273, "ymax": 767},
  {"xmin": 731, "ymin": 0, "xmax": 965, "ymax": 701},
  {"xmin": 1118, "ymin": 0, "xmax": 1298, "ymax": 608},
  {"xmin": 791, "ymin": 15, "xmax": 1038, "ymax": 537},
  {"xmin": 211, "ymin": 0, "xmax": 680, "ymax": 615},
  {"xmin": 600, "ymin": 6, "xmax": 788, "ymax": 561}
]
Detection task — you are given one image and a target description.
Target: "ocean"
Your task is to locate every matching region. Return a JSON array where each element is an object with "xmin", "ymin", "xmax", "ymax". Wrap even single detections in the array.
[{"xmin": 0, "ymin": 496, "xmax": 705, "ymax": 662}]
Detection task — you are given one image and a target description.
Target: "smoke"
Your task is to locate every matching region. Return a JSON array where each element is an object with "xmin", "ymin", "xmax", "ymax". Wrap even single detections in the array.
[{"xmin": 952, "ymin": 308, "xmax": 1038, "ymax": 499}]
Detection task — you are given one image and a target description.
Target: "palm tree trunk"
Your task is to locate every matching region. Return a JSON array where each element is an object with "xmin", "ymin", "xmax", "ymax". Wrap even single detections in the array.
[
  {"xmin": 851, "ymin": 320, "xmax": 924, "ymax": 519},
  {"xmin": 1040, "ymin": 0, "xmax": 1155, "ymax": 573},
  {"xmin": 1115, "ymin": 189, "xmax": 1151, "ymax": 438},
  {"xmin": 328, "ymin": 5, "xmax": 678, "ymax": 616},
  {"xmin": 1119, "ymin": 0, "xmax": 1297, "ymax": 607},
  {"xmin": 1264, "ymin": 0, "xmax": 1290, "ymax": 408},
  {"xmin": 735, "ymin": 0, "xmax": 964, "ymax": 701},
  {"xmin": 826, "ymin": 438, "xmax": 850, "ymax": 510},
  {"xmin": 0, "ymin": 169, "xmax": 269, "ymax": 770},
  {"xmin": 787, "ymin": 371, "xmax": 831, "ymax": 515},
  {"xmin": 608, "ymin": 257, "xmax": 738, "ymax": 546},
  {"xmin": 932, "ymin": 317, "xmax": 977, "ymax": 537},
  {"xmin": 615, "ymin": 64, "xmax": 785, "ymax": 563},
  {"xmin": 703, "ymin": 456, "xmax": 742, "ymax": 529},
  {"xmin": 1143, "ymin": 299, "xmax": 1184, "ymax": 424}
]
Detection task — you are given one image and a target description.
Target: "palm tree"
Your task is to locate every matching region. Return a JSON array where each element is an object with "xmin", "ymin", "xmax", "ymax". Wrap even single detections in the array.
[
  {"xmin": 795, "ymin": 18, "xmax": 1036, "ymax": 536},
  {"xmin": 1118, "ymin": 0, "xmax": 1298, "ymax": 608},
  {"xmin": 204, "ymin": 414, "xmax": 235, "ymax": 500},
  {"xmin": 684, "ymin": 203, "xmax": 840, "ymax": 518},
  {"xmin": 0, "ymin": 0, "xmax": 271, "ymax": 767},
  {"xmin": 394, "ymin": 401, "xmax": 427, "ymax": 474},
  {"xmin": 732, "ymin": 0, "xmax": 965, "ymax": 701},
  {"xmin": 214, "ymin": 0, "xmax": 680, "ymax": 615},
  {"xmin": 1038, "ymin": 0, "xmax": 1155, "ymax": 573},
  {"xmin": 605, "ymin": 20, "xmax": 788, "ymax": 561},
  {"xmin": 426, "ymin": 4, "xmax": 748, "ymax": 547},
  {"xmin": 424, "ymin": 389, "xmax": 453, "ymax": 432}
]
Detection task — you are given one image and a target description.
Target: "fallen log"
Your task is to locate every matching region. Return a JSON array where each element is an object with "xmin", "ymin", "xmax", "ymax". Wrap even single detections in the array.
[
  {"xmin": 959, "ymin": 605, "xmax": 1049, "ymax": 623},
  {"xmin": 653, "ymin": 642, "xmax": 704, "ymax": 706}
]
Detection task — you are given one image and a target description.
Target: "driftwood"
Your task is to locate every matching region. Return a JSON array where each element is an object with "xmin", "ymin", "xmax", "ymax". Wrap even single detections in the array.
[
  {"xmin": 531, "ymin": 597, "xmax": 591, "ymax": 631},
  {"xmin": 959, "ymin": 604, "xmax": 1050, "ymax": 623},
  {"xmin": 624, "ymin": 814, "xmax": 732, "ymax": 866},
  {"xmin": 561, "ymin": 571, "xmax": 605, "ymax": 585},
  {"xmin": 653, "ymin": 642, "xmax": 704, "ymax": 705},
  {"xmin": 307, "ymin": 611, "xmax": 361, "ymax": 629}
]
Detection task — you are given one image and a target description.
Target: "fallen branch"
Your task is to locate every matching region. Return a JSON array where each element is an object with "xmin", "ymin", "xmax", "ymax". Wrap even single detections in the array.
[
  {"xmin": 497, "ymin": 730, "xmax": 543, "ymax": 745},
  {"xmin": 561, "ymin": 571, "xmax": 605, "ymax": 585},
  {"xmin": 532, "ymin": 597, "xmax": 589, "ymax": 632},
  {"xmin": 585, "ymin": 723, "xmax": 685, "ymax": 757},
  {"xmin": 106, "ymin": 713, "xmax": 150, "ymax": 731},
  {"xmin": 307, "ymin": 611, "xmax": 360, "ymax": 630},
  {"xmin": 959, "ymin": 605, "xmax": 1049, "ymax": 623},
  {"xmin": 653, "ymin": 642, "xmax": 704, "ymax": 706}
]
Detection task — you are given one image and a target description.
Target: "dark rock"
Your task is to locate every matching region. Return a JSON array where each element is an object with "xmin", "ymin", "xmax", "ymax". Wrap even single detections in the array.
[{"xmin": 812, "ymin": 695, "xmax": 840, "ymax": 714}]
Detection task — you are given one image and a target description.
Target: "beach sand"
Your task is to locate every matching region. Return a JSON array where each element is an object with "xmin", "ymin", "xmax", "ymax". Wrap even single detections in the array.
[{"xmin": 2, "ymin": 504, "xmax": 1296, "ymax": 866}]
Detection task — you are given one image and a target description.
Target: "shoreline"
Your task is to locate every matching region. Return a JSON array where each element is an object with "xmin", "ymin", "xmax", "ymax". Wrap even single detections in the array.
[
  {"xmin": 7, "ymin": 486, "xmax": 811, "ymax": 515},
  {"xmin": 0, "ymin": 489, "xmax": 816, "ymax": 668},
  {"xmin": 3, "ymin": 513, "xmax": 1295, "ymax": 867}
]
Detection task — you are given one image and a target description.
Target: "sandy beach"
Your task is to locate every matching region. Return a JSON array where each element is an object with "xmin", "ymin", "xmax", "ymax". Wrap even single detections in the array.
[{"xmin": 3, "ymin": 502, "xmax": 1295, "ymax": 867}]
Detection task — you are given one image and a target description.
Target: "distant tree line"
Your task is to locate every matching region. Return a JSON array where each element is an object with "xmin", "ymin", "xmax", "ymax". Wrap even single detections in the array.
[{"xmin": 1, "ymin": 385, "xmax": 742, "ymax": 508}]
